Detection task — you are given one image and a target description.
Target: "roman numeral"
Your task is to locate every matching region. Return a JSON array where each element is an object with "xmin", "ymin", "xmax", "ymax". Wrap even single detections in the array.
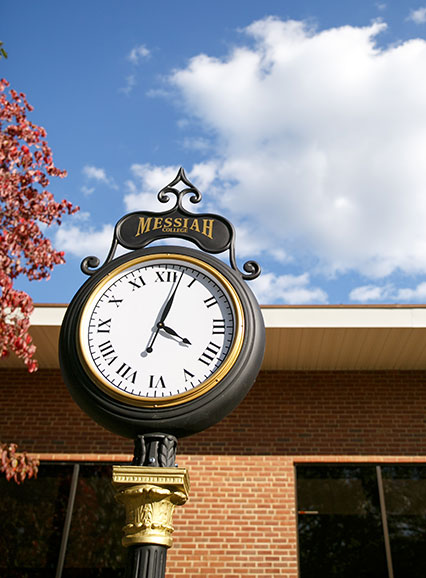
[
  {"xmin": 212, "ymin": 319, "xmax": 226, "ymax": 334},
  {"xmin": 97, "ymin": 318, "xmax": 111, "ymax": 333},
  {"xmin": 108, "ymin": 296, "xmax": 123, "ymax": 308},
  {"xmin": 149, "ymin": 375, "xmax": 166, "ymax": 388},
  {"xmin": 99, "ymin": 340, "xmax": 115, "ymax": 357},
  {"xmin": 98, "ymin": 340, "xmax": 117, "ymax": 365},
  {"xmin": 128, "ymin": 276, "xmax": 146, "ymax": 291},
  {"xmin": 199, "ymin": 342, "xmax": 221, "ymax": 366},
  {"xmin": 187, "ymin": 277, "xmax": 196, "ymax": 288},
  {"xmin": 116, "ymin": 362, "xmax": 137, "ymax": 384},
  {"xmin": 155, "ymin": 271, "xmax": 179, "ymax": 283},
  {"xmin": 204, "ymin": 296, "xmax": 217, "ymax": 308},
  {"xmin": 183, "ymin": 368, "xmax": 195, "ymax": 382}
]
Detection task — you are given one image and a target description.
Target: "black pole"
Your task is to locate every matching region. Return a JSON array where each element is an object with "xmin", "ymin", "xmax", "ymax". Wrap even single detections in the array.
[
  {"xmin": 124, "ymin": 433, "xmax": 178, "ymax": 578},
  {"xmin": 125, "ymin": 545, "xmax": 167, "ymax": 578}
]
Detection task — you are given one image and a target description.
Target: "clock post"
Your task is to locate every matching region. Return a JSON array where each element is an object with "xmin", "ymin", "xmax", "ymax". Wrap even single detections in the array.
[
  {"xmin": 112, "ymin": 433, "xmax": 189, "ymax": 578},
  {"xmin": 59, "ymin": 168, "xmax": 265, "ymax": 578}
]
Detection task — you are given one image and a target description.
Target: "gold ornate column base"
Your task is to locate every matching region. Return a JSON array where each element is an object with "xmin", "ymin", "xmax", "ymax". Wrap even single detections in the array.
[{"xmin": 112, "ymin": 466, "xmax": 190, "ymax": 549}]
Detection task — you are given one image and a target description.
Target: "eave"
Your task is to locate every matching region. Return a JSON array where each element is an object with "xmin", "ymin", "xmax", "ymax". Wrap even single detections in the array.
[{"xmin": 2, "ymin": 304, "xmax": 426, "ymax": 371}]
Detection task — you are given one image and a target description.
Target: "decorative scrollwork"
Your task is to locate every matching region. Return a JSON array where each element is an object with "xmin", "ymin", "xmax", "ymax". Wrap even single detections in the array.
[
  {"xmin": 132, "ymin": 435, "xmax": 147, "ymax": 467},
  {"xmin": 229, "ymin": 246, "xmax": 261, "ymax": 280},
  {"xmin": 80, "ymin": 239, "xmax": 118, "ymax": 276},
  {"xmin": 157, "ymin": 167, "xmax": 202, "ymax": 209},
  {"xmin": 80, "ymin": 167, "xmax": 261, "ymax": 281},
  {"xmin": 80, "ymin": 255, "xmax": 100, "ymax": 275},
  {"xmin": 242, "ymin": 260, "xmax": 262, "ymax": 280}
]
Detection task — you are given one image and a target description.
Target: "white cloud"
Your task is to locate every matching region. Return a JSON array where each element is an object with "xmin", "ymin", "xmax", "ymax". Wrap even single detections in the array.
[
  {"xmin": 82, "ymin": 165, "xmax": 109, "ymax": 183},
  {"xmin": 120, "ymin": 45, "xmax": 151, "ymax": 94},
  {"xmin": 251, "ymin": 271, "xmax": 328, "ymax": 304},
  {"xmin": 146, "ymin": 88, "xmax": 170, "ymax": 99},
  {"xmin": 55, "ymin": 223, "xmax": 114, "ymax": 259},
  {"xmin": 128, "ymin": 44, "xmax": 151, "ymax": 64},
  {"xmin": 82, "ymin": 165, "xmax": 117, "ymax": 190},
  {"xmin": 396, "ymin": 282, "xmax": 426, "ymax": 301},
  {"xmin": 124, "ymin": 162, "xmax": 219, "ymax": 212},
  {"xmin": 81, "ymin": 185, "xmax": 95, "ymax": 196},
  {"xmin": 349, "ymin": 284, "xmax": 392, "ymax": 302},
  {"xmin": 188, "ymin": 161, "xmax": 218, "ymax": 193},
  {"xmin": 181, "ymin": 136, "xmax": 212, "ymax": 152},
  {"xmin": 120, "ymin": 74, "xmax": 137, "ymax": 95},
  {"xmin": 408, "ymin": 7, "xmax": 426, "ymax": 23},
  {"xmin": 165, "ymin": 18, "xmax": 426, "ymax": 282},
  {"xmin": 350, "ymin": 281, "xmax": 426, "ymax": 302},
  {"xmin": 124, "ymin": 163, "xmax": 181, "ymax": 211}
]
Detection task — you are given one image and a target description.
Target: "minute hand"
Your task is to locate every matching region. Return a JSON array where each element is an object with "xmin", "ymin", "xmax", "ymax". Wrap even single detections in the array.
[
  {"xmin": 144, "ymin": 272, "xmax": 184, "ymax": 354},
  {"xmin": 158, "ymin": 271, "xmax": 184, "ymax": 325}
]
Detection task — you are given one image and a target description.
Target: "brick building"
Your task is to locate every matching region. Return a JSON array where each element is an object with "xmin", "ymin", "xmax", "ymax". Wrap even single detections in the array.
[{"xmin": 1, "ymin": 304, "xmax": 426, "ymax": 577}]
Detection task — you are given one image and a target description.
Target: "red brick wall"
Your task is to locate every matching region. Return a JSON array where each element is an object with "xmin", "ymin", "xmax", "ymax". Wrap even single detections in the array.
[
  {"xmin": 3, "ymin": 369, "xmax": 426, "ymax": 456},
  {"xmin": 168, "ymin": 456, "xmax": 298, "ymax": 577},
  {"xmin": 2, "ymin": 368, "xmax": 426, "ymax": 577}
]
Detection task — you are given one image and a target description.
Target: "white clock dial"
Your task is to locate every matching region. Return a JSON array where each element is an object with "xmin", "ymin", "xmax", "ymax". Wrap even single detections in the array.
[{"xmin": 78, "ymin": 254, "xmax": 244, "ymax": 406}]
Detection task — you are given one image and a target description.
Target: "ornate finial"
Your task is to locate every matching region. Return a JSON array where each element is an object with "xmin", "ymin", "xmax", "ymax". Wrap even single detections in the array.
[{"xmin": 157, "ymin": 167, "xmax": 202, "ymax": 209}]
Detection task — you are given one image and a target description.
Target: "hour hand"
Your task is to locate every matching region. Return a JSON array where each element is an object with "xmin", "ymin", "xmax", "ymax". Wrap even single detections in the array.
[{"xmin": 161, "ymin": 324, "xmax": 191, "ymax": 345}]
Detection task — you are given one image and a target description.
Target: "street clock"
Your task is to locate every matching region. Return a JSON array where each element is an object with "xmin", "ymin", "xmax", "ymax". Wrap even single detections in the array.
[{"xmin": 59, "ymin": 168, "xmax": 264, "ymax": 438}]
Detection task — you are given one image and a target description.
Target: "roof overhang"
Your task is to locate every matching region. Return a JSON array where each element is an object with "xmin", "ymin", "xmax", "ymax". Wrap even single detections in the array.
[{"xmin": 2, "ymin": 304, "xmax": 426, "ymax": 371}]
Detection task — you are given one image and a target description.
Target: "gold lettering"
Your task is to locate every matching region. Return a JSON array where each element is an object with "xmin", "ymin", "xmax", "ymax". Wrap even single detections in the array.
[
  {"xmin": 135, "ymin": 215, "xmax": 215, "ymax": 239},
  {"xmin": 190, "ymin": 219, "xmax": 200, "ymax": 233},
  {"xmin": 135, "ymin": 217, "xmax": 152, "ymax": 237},
  {"xmin": 202, "ymin": 219, "xmax": 214, "ymax": 239},
  {"xmin": 153, "ymin": 217, "xmax": 163, "ymax": 230}
]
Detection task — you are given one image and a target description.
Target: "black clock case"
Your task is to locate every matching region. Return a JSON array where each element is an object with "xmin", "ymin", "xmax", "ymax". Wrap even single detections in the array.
[{"xmin": 59, "ymin": 246, "xmax": 265, "ymax": 438}]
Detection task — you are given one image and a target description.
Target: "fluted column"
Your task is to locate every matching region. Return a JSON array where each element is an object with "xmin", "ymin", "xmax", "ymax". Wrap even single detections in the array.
[{"xmin": 112, "ymin": 462, "xmax": 190, "ymax": 578}]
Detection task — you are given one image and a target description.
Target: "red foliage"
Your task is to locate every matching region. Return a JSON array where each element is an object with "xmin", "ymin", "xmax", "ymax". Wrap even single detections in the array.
[
  {"xmin": 0, "ymin": 442, "xmax": 39, "ymax": 484},
  {"xmin": 0, "ymin": 78, "xmax": 78, "ymax": 371}
]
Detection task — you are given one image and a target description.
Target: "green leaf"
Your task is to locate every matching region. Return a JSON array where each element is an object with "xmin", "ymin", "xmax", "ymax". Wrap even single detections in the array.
[{"xmin": 0, "ymin": 41, "xmax": 7, "ymax": 59}]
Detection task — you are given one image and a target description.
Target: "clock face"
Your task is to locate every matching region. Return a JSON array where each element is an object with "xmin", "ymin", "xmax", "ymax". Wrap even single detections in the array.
[{"xmin": 78, "ymin": 253, "xmax": 244, "ymax": 407}]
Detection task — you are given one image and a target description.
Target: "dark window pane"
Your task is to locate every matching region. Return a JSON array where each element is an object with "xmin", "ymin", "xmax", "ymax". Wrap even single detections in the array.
[
  {"xmin": 0, "ymin": 463, "xmax": 74, "ymax": 578},
  {"xmin": 63, "ymin": 464, "xmax": 126, "ymax": 577},
  {"xmin": 297, "ymin": 465, "xmax": 388, "ymax": 578},
  {"xmin": 382, "ymin": 466, "xmax": 426, "ymax": 578}
]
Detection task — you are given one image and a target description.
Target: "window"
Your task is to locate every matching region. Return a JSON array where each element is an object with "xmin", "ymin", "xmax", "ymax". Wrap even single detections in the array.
[
  {"xmin": 296, "ymin": 465, "xmax": 426, "ymax": 578},
  {"xmin": 381, "ymin": 466, "xmax": 426, "ymax": 577},
  {"xmin": 0, "ymin": 463, "xmax": 125, "ymax": 577}
]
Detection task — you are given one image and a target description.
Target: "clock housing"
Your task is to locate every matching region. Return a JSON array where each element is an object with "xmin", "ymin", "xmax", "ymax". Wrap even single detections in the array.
[{"xmin": 60, "ymin": 246, "xmax": 265, "ymax": 438}]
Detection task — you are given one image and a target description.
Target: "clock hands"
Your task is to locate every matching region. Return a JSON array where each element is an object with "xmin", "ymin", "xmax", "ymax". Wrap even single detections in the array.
[
  {"xmin": 158, "ymin": 271, "xmax": 184, "ymax": 326},
  {"xmin": 145, "ymin": 271, "xmax": 189, "ymax": 354},
  {"xmin": 161, "ymin": 324, "xmax": 191, "ymax": 346},
  {"xmin": 145, "ymin": 322, "xmax": 191, "ymax": 353}
]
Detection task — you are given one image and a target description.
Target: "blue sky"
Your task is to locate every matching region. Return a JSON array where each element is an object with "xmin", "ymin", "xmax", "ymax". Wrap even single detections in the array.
[{"xmin": 3, "ymin": 1, "xmax": 426, "ymax": 305}]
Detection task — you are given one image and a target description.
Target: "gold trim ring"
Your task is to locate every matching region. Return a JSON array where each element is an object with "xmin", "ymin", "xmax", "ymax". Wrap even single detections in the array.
[{"xmin": 78, "ymin": 253, "xmax": 245, "ymax": 408}]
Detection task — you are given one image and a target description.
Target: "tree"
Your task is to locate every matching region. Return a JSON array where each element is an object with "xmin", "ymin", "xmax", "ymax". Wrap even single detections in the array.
[
  {"xmin": 0, "ymin": 78, "xmax": 78, "ymax": 371},
  {"xmin": 0, "ymin": 442, "xmax": 38, "ymax": 484},
  {"xmin": 0, "ymin": 77, "xmax": 78, "ymax": 482}
]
